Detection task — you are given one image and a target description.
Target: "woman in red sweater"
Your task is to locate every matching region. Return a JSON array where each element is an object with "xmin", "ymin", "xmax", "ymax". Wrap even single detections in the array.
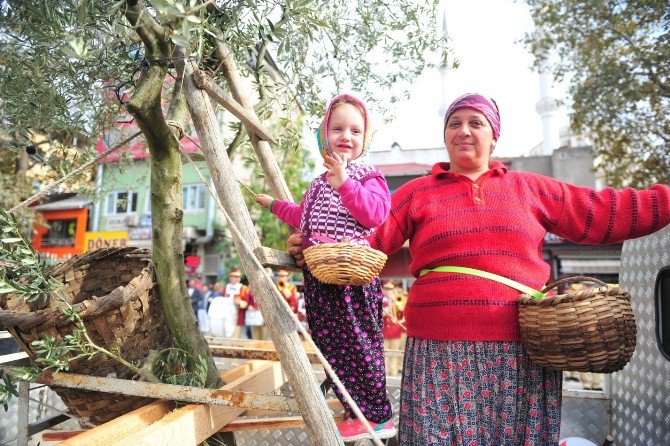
[{"xmin": 289, "ymin": 92, "xmax": 670, "ymax": 445}]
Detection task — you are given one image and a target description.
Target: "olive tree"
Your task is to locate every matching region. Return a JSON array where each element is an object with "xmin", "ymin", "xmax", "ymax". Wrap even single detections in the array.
[{"xmin": 0, "ymin": 0, "xmax": 449, "ymax": 385}]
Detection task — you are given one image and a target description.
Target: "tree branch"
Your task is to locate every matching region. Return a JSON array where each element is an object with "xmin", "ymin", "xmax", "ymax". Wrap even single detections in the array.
[
  {"xmin": 226, "ymin": 124, "xmax": 246, "ymax": 157},
  {"xmin": 122, "ymin": 0, "xmax": 174, "ymax": 154},
  {"xmin": 123, "ymin": 0, "xmax": 169, "ymax": 57},
  {"xmin": 603, "ymin": 23, "xmax": 670, "ymax": 96}
]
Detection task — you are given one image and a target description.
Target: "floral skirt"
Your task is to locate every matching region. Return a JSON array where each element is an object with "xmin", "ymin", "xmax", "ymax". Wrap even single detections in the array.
[
  {"xmin": 303, "ymin": 269, "xmax": 392, "ymax": 423},
  {"xmin": 399, "ymin": 338, "xmax": 561, "ymax": 446}
]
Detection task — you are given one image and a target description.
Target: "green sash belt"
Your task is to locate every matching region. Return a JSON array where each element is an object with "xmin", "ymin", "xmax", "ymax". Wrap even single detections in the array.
[{"xmin": 419, "ymin": 266, "xmax": 546, "ymax": 299}]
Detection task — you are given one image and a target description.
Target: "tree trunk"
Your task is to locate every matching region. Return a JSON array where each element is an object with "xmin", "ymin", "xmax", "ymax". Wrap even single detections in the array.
[{"xmin": 123, "ymin": 0, "xmax": 221, "ymax": 388}]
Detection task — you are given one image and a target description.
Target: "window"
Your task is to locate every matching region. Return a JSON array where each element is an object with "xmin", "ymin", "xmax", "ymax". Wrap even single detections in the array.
[
  {"xmin": 183, "ymin": 184, "xmax": 205, "ymax": 211},
  {"xmin": 105, "ymin": 190, "xmax": 138, "ymax": 215},
  {"xmin": 41, "ymin": 219, "xmax": 77, "ymax": 247},
  {"xmin": 656, "ymin": 266, "xmax": 670, "ymax": 361}
]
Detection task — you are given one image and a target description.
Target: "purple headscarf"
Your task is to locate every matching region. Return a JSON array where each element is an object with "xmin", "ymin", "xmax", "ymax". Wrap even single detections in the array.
[{"xmin": 444, "ymin": 93, "xmax": 501, "ymax": 141}]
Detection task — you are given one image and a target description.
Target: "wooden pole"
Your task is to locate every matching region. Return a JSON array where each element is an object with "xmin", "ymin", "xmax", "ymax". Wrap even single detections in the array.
[
  {"xmin": 32, "ymin": 371, "xmax": 298, "ymax": 412},
  {"xmin": 213, "ymin": 40, "xmax": 294, "ymax": 204},
  {"xmin": 191, "ymin": 70, "xmax": 275, "ymax": 144},
  {"xmin": 176, "ymin": 58, "xmax": 342, "ymax": 446}
]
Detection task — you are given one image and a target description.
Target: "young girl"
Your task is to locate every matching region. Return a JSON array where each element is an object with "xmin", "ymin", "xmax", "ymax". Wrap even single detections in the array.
[{"xmin": 255, "ymin": 94, "xmax": 395, "ymax": 441}]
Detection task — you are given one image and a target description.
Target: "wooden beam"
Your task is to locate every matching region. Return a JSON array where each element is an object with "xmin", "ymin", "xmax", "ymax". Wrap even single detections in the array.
[
  {"xmin": 109, "ymin": 361, "xmax": 284, "ymax": 446},
  {"xmin": 56, "ymin": 363, "xmax": 254, "ymax": 446},
  {"xmin": 48, "ymin": 399, "xmax": 344, "ymax": 438},
  {"xmin": 42, "ymin": 431, "xmax": 82, "ymax": 442},
  {"xmin": 33, "ymin": 368, "xmax": 296, "ymax": 412},
  {"xmin": 43, "ymin": 413, "xmax": 348, "ymax": 440},
  {"xmin": 0, "ymin": 351, "xmax": 30, "ymax": 366},
  {"xmin": 253, "ymin": 246, "xmax": 300, "ymax": 272},
  {"xmin": 191, "ymin": 69, "xmax": 275, "ymax": 144},
  {"xmin": 219, "ymin": 414, "xmax": 345, "ymax": 432},
  {"xmin": 208, "ymin": 339, "xmax": 406, "ymax": 361},
  {"xmin": 210, "ymin": 345, "xmax": 320, "ymax": 364},
  {"xmin": 244, "ymin": 398, "xmax": 344, "ymax": 417},
  {"xmin": 213, "ymin": 39, "xmax": 295, "ymax": 206}
]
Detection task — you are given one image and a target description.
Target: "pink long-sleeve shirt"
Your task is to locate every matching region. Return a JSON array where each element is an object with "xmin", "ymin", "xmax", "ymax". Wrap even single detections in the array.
[
  {"xmin": 271, "ymin": 162, "xmax": 391, "ymax": 252},
  {"xmin": 272, "ymin": 176, "xmax": 391, "ymax": 231}
]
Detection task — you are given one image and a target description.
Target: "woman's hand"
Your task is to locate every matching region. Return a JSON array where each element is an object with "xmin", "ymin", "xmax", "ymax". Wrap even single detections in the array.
[
  {"xmin": 324, "ymin": 152, "xmax": 348, "ymax": 190},
  {"xmin": 287, "ymin": 233, "xmax": 305, "ymax": 267},
  {"xmin": 255, "ymin": 193, "xmax": 274, "ymax": 209}
]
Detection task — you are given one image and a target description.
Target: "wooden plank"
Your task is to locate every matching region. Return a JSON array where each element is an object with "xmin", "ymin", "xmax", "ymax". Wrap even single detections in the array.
[
  {"xmin": 110, "ymin": 361, "xmax": 284, "ymax": 446},
  {"xmin": 208, "ymin": 340, "xmax": 406, "ymax": 361},
  {"xmin": 213, "ymin": 39, "xmax": 296, "ymax": 212},
  {"xmin": 43, "ymin": 431, "xmax": 81, "ymax": 441},
  {"xmin": 0, "ymin": 351, "xmax": 29, "ymax": 366},
  {"xmin": 35, "ymin": 369, "xmax": 297, "ymax": 412},
  {"xmin": 219, "ymin": 414, "xmax": 344, "ymax": 432},
  {"xmin": 56, "ymin": 363, "xmax": 254, "ymax": 446},
  {"xmin": 47, "ymin": 404, "xmax": 343, "ymax": 439},
  {"xmin": 210, "ymin": 345, "xmax": 319, "ymax": 364},
  {"xmin": 244, "ymin": 398, "xmax": 344, "ymax": 417},
  {"xmin": 253, "ymin": 246, "xmax": 300, "ymax": 271},
  {"xmin": 192, "ymin": 69, "xmax": 275, "ymax": 144}
]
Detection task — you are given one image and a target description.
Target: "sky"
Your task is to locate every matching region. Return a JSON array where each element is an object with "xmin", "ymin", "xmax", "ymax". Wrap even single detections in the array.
[{"xmin": 372, "ymin": 0, "xmax": 570, "ymax": 158}]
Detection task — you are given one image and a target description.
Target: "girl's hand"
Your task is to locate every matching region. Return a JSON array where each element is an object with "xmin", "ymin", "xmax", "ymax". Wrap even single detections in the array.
[
  {"xmin": 324, "ymin": 152, "xmax": 348, "ymax": 190},
  {"xmin": 255, "ymin": 194, "xmax": 274, "ymax": 209},
  {"xmin": 287, "ymin": 233, "xmax": 305, "ymax": 267}
]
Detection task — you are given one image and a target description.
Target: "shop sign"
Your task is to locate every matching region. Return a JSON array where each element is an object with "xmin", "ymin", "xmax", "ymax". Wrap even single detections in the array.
[
  {"xmin": 106, "ymin": 216, "xmax": 126, "ymax": 229},
  {"xmin": 128, "ymin": 227, "xmax": 197, "ymax": 240},
  {"xmin": 185, "ymin": 255, "xmax": 200, "ymax": 275},
  {"xmin": 140, "ymin": 214, "xmax": 152, "ymax": 227},
  {"xmin": 129, "ymin": 228, "xmax": 152, "ymax": 240},
  {"xmin": 85, "ymin": 231, "xmax": 129, "ymax": 251}
]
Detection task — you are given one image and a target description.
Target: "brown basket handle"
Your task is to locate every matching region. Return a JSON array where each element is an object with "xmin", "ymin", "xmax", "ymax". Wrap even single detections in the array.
[{"xmin": 541, "ymin": 276, "xmax": 608, "ymax": 294}]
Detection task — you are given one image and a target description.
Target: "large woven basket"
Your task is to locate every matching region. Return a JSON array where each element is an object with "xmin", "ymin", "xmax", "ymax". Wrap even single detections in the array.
[
  {"xmin": 518, "ymin": 276, "xmax": 636, "ymax": 373},
  {"xmin": 303, "ymin": 238, "xmax": 387, "ymax": 286},
  {"xmin": 0, "ymin": 247, "xmax": 170, "ymax": 425}
]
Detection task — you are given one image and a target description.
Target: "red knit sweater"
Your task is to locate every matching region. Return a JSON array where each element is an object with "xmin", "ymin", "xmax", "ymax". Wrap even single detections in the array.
[{"xmin": 369, "ymin": 161, "xmax": 670, "ymax": 341}]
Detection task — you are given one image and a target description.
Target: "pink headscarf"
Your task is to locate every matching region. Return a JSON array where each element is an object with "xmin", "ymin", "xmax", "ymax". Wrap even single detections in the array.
[{"xmin": 444, "ymin": 93, "xmax": 501, "ymax": 141}]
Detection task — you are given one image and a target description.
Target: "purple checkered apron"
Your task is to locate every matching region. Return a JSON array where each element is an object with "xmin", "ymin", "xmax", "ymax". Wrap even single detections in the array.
[{"xmin": 301, "ymin": 164, "xmax": 382, "ymax": 247}]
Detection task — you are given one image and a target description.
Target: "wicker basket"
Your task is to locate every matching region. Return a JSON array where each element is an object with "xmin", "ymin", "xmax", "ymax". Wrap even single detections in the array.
[
  {"xmin": 518, "ymin": 276, "xmax": 636, "ymax": 373},
  {"xmin": 303, "ymin": 238, "xmax": 387, "ymax": 286},
  {"xmin": 0, "ymin": 247, "xmax": 170, "ymax": 425}
]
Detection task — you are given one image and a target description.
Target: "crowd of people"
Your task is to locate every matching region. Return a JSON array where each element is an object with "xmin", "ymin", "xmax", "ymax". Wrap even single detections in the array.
[
  {"xmin": 187, "ymin": 269, "xmax": 409, "ymax": 365},
  {"xmin": 187, "ymin": 268, "xmax": 305, "ymax": 341}
]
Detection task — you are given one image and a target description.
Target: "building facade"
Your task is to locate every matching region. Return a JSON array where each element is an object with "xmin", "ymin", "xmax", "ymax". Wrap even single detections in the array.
[{"xmin": 90, "ymin": 157, "xmax": 223, "ymax": 282}]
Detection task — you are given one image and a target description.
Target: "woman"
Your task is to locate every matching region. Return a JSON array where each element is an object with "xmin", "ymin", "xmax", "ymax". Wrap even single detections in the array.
[
  {"xmin": 382, "ymin": 280, "xmax": 405, "ymax": 377},
  {"xmin": 289, "ymin": 92, "xmax": 670, "ymax": 445}
]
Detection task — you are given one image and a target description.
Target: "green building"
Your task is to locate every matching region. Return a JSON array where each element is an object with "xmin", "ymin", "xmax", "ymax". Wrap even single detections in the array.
[{"xmin": 91, "ymin": 153, "xmax": 225, "ymax": 283}]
